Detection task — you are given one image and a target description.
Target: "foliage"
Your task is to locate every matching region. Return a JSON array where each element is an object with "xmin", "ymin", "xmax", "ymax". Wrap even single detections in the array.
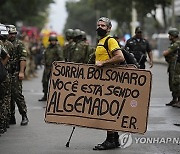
[
  {"xmin": 64, "ymin": 0, "xmax": 172, "ymax": 39},
  {"xmin": 0, "ymin": 0, "xmax": 54, "ymax": 29},
  {"xmin": 64, "ymin": 0, "xmax": 97, "ymax": 37}
]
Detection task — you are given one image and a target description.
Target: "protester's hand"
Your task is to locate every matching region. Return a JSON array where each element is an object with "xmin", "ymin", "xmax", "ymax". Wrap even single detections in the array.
[
  {"xmin": 163, "ymin": 50, "xmax": 169, "ymax": 56},
  {"xmin": 149, "ymin": 61, "xmax": 153, "ymax": 68},
  {"xmin": 95, "ymin": 61, "xmax": 104, "ymax": 67},
  {"xmin": 19, "ymin": 72, "xmax": 25, "ymax": 80}
]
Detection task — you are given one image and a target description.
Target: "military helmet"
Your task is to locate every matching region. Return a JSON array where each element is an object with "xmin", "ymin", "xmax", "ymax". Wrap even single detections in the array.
[
  {"xmin": 73, "ymin": 29, "xmax": 81, "ymax": 37},
  {"xmin": 6, "ymin": 25, "xmax": 17, "ymax": 34},
  {"xmin": 0, "ymin": 24, "xmax": 9, "ymax": 35},
  {"xmin": 168, "ymin": 28, "xmax": 179, "ymax": 37},
  {"xmin": 65, "ymin": 29, "xmax": 74, "ymax": 37},
  {"xmin": 97, "ymin": 17, "xmax": 112, "ymax": 27},
  {"xmin": 81, "ymin": 30, "xmax": 86, "ymax": 39},
  {"xmin": 48, "ymin": 34, "xmax": 58, "ymax": 41}
]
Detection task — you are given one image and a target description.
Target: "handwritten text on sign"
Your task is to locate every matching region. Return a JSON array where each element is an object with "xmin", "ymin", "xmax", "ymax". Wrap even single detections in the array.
[{"xmin": 45, "ymin": 62, "xmax": 152, "ymax": 134}]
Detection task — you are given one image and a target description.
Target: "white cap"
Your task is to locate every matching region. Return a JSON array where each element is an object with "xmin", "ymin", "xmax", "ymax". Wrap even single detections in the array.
[{"xmin": 0, "ymin": 23, "xmax": 9, "ymax": 35}]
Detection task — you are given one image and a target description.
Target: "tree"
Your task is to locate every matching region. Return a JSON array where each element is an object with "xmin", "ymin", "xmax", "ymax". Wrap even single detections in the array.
[
  {"xmin": 64, "ymin": 0, "xmax": 97, "ymax": 37},
  {"xmin": 0, "ymin": 0, "xmax": 54, "ymax": 29},
  {"xmin": 64, "ymin": 0, "xmax": 172, "ymax": 40}
]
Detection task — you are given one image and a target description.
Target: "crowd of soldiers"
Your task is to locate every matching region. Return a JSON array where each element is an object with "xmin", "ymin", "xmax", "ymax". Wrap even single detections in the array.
[
  {"xmin": 0, "ymin": 25, "xmax": 95, "ymax": 136},
  {"xmin": 39, "ymin": 28, "xmax": 94, "ymax": 101},
  {"xmin": 0, "ymin": 23, "xmax": 46, "ymax": 136},
  {"xmin": 0, "ymin": 24, "xmax": 30, "ymax": 136}
]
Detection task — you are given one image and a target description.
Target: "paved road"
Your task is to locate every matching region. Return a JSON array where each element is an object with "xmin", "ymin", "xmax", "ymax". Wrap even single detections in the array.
[{"xmin": 0, "ymin": 64, "xmax": 180, "ymax": 154}]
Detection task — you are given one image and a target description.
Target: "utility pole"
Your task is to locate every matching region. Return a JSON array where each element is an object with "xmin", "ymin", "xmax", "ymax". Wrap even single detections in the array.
[
  {"xmin": 131, "ymin": 1, "xmax": 138, "ymax": 36},
  {"xmin": 171, "ymin": 0, "xmax": 175, "ymax": 27}
]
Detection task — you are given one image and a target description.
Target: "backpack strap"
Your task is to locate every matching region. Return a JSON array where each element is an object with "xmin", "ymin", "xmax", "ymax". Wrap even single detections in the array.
[
  {"xmin": 104, "ymin": 36, "xmax": 113, "ymax": 58},
  {"xmin": 97, "ymin": 36, "xmax": 113, "ymax": 58}
]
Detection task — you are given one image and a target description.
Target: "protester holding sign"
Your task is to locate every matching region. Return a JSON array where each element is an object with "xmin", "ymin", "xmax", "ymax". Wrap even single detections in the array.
[{"xmin": 93, "ymin": 17, "xmax": 125, "ymax": 150}]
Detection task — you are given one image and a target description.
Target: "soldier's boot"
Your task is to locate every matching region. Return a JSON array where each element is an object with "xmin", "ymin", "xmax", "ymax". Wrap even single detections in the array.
[
  {"xmin": 6, "ymin": 120, "xmax": 10, "ymax": 128},
  {"xmin": 172, "ymin": 97, "xmax": 180, "ymax": 108},
  {"xmin": 20, "ymin": 113, "xmax": 29, "ymax": 126},
  {"xmin": 0, "ymin": 122, "xmax": 6, "ymax": 134},
  {"xmin": 0, "ymin": 124, "xmax": 5, "ymax": 134},
  {"xmin": 114, "ymin": 132, "xmax": 120, "ymax": 147},
  {"xmin": 93, "ymin": 133, "xmax": 116, "ymax": 150},
  {"xmin": 38, "ymin": 94, "xmax": 47, "ymax": 101},
  {"xmin": 174, "ymin": 123, "xmax": 180, "ymax": 126},
  {"xmin": 3, "ymin": 122, "xmax": 7, "ymax": 132},
  {"xmin": 166, "ymin": 97, "xmax": 177, "ymax": 106},
  {"xmin": 9, "ymin": 115, "xmax": 16, "ymax": 125}
]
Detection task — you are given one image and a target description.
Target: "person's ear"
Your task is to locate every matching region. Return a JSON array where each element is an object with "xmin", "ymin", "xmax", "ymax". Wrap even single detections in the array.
[{"xmin": 107, "ymin": 26, "xmax": 111, "ymax": 32}]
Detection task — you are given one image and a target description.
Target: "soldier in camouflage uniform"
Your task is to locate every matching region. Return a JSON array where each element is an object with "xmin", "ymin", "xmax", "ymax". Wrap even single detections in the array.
[
  {"xmin": 63, "ymin": 29, "xmax": 75, "ymax": 62},
  {"xmin": 0, "ymin": 24, "xmax": 10, "ymax": 134},
  {"xmin": 0, "ymin": 24, "xmax": 14, "ymax": 130},
  {"xmin": 70, "ymin": 29, "xmax": 89, "ymax": 63},
  {"xmin": 39, "ymin": 34, "xmax": 64, "ymax": 101},
  {"xmin": 6, "ymin": 25, "xmax": 29, "ymax": 126},
  {"xmin": 81, "ymin": 30, "xmax": 95, "ymax": 64},
  {"xmin": 163, "ymin": 28, "xmax": 180, "ymax": 108}
]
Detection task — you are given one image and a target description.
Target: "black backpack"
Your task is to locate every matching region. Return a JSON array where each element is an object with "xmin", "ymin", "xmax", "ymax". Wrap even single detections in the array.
[{"xmin": 103, "ymin": 36, "xmax": 140, "ymax": 68}]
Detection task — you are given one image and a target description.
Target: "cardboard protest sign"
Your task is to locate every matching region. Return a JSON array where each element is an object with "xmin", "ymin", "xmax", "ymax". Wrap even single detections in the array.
[{"xmin": 45, "ymin": 61, "xmax": 152, "ymax": 134}]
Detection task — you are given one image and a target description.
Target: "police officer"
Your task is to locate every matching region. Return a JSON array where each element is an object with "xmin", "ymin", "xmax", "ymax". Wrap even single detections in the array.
[
  {"xmin": 39, "ymin": 34, "xmax": 64, "ymax": 101},
  {"xmin": 6, "ymin": 25, "xmax": 29, "ymax": 126},
  {"xmin": 163, "ymin": 28, "xmax": 180, "ymax": 108},
  {"xmin": 93, "ymin": 17, "xmax": 125, "ymax": 150},
  {"xmin": 125, "ymin": 26, "xmax": 153, "ymax": 69}
]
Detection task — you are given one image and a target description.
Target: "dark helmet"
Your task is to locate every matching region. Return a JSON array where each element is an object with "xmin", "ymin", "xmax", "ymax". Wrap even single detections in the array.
[
  {"xmin": 97, "ymin": 17, "xmax": 112, "ymax": 27},
  {"xmin": 135, "ymin": 26, "xmax": 142, "ymax": 33},
  {"xmin": 48, "ymin": 34, "xmax": 58, "ymax": 41},
  {"xmin": 65, "ymin": 29, "xmax": 74, "ymax": 38},
  {"xmin": 0, "ymin": 24, "xmax": 9, "ymax": 36},
  {"xmin": 168, "ymin": 28, "xmax": 179, "ymax": 37},
  {"xmin": 6, "ymin": 25, "xmax": 17, "ymax": 34},
  {"xmin": 73, "ymin": 29, "xmax": 81, "ymax": 38}
]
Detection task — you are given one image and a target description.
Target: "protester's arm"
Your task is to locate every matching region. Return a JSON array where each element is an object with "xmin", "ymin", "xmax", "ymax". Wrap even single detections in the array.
[{"xmin": 96, "ymin": 49, "xmax": 125, "ymax": 67}]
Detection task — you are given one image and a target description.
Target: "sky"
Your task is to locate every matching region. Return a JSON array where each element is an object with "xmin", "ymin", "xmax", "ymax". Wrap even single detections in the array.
[{"xmin": 47, "ymin": 0, "xmax": 68, "ymax": 34}]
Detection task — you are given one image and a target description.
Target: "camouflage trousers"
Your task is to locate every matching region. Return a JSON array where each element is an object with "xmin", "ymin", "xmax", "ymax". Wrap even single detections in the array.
[
  {"xmin": 11, "ymin": 73, "xmax": 27, "ymax": 116},
  {"xmin": 41, "ymin": 67, "xmax": 51, "ymax": 97},
  {"xmin": 168, "ymin": 62, "xmax": 180, "ymax": 97},
  {"xmin": 0, "ymin": 74, "xmax": 11, "ymax": 125}
]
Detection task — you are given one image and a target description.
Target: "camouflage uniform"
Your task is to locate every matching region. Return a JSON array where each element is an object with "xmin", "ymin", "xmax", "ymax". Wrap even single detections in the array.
[
  {"xmin": 81, "ymin": 40, "xmax": 94, "ymax": 64},
  {"xmin": 42, "ymin": 42, "xmax": 64, "ymax": 100},
  {"xmin": 63, "ymin": 40, "xmax": 76, "ymax": 62},
  {"xmin": 63, "ymin": 29, "xmax": 74, "ymax": 62},
  {"xmin": 70, "ymin": 29, "xmax": 90, "ymax": 63},
  {"xmin": 2, "ymin": 40, "xmax": 14, "ymax": 127},
  {"xmin": 165, "ymin": 40, "xmax": 180, "ymax": 102},
  {"xmin": 8, "ymin": 38, "xmax": 28, "ymax": 123},
  {"xmin": 70, "ymin": 40, "xmax": 88, "ymax": 63},
  {"xmin": 0, "ymin": 40, "xmax": 10, "ymax": 133}
]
